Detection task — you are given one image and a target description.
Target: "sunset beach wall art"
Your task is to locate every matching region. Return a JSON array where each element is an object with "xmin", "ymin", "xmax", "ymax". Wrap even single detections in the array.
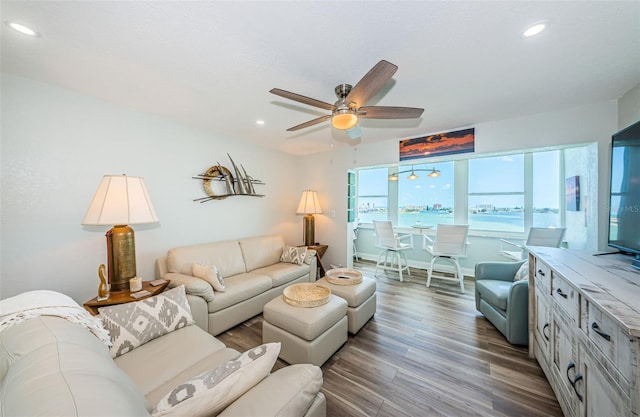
[{"xmin": 399, "ymin": 128, "xmax": 475, "ymax": 161}]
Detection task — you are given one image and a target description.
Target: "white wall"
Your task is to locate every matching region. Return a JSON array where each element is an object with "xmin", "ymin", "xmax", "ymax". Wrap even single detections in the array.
[
  {"xmin": 618, "ymin": 83, "xmax": 640, "ymax": 130},
  {"xmin": 1, "ymin": 74, "xmax": 303, "ymax": 302},
  {"xmin": 298, "ymin": 100, "xmax": 621, "ymax": 271},
  {"xmin": 2, "ymin": 73, "xmax": 636, "ymax": 302}
]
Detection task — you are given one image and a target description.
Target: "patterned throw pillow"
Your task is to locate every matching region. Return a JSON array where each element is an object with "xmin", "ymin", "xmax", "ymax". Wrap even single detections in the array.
[
  {"xmin": 280, "ymin": 245, "xmax": 308, "ymax": 265},
  {"xmin": 153, "ymin": 342, "xmax": 281, "ymax": 417},
  {"xmin": 99, "ymin": 285, "xmax": 194, "ymax": 358},
  {"xmin": 303, "ymin": 249, "xmax": 317, "ymax": 265},
  {"xmin": 514, "ymin": 261, "xmax": 529, "ymax": 281},
  {"xmin": 192, "ymin": 263, "xmax": 226, "ymax": 292}
]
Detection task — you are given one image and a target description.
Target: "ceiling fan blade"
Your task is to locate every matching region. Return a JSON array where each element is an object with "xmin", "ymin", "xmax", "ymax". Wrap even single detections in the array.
[
  {"xmin": 270, "ymin": 88, "xmax": 336, "ymax": 111},
  {"xmin": 345, "ymin": 60, "xmax": 398, "ymax": 107},
  {"xmin": 358, "ymin": 106, "xmax": 424, "ymax": 119},
  {"xmin": 287, "ymin": 115, "xmax": 332, "ymax": 131}
]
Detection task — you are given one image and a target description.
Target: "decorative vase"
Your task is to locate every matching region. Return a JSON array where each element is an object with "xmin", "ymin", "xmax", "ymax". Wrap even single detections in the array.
[{"xmin": 97, "ymin": 264, "xmax": 110, "ymax": 301}]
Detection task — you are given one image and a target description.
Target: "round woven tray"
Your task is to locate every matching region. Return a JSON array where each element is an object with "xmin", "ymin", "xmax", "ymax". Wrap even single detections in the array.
[
  {"xmin": 325, "ymin": 268, "xmax": 363, "ymax": 285},
  {"xmin": 283, "ymin": 283, "xmax": 331, "ymax": 308}
]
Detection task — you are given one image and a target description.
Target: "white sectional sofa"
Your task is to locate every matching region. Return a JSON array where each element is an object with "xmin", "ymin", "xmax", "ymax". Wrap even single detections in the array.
[
  {"xmin": 156, "ymin": 235, "xmax": 317, "ymax": 335},
  {"xmin": 0, "ymin": 291, "xmax": 326, "ymax": 417}
]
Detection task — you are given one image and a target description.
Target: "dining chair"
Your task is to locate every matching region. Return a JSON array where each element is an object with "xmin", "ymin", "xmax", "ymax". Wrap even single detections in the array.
[
  {"xmin": 422, "ymin": 224, "xmax": 469, "ymax": 293},
  {"xmin": 500, "ymin": 227, "xmax": 565, "ymax": 261},
  {"xmin": 373, "ymin": 220, "xmax": 413, "ymax": 281},
  {"xmin": 351, "ymin": 222, "xmax": 360, "ymax": 261}
]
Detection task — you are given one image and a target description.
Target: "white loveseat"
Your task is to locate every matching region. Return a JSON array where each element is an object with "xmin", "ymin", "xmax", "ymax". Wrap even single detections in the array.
[{"xmin": 156, "ymin": 235, "xmax": 317, "ymax": 335}]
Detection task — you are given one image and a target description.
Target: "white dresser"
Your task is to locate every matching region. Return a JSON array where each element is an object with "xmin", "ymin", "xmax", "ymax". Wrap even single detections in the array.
[{"xmin": 528, "ymin": 247, "xmax": 640, "ymax": 417}]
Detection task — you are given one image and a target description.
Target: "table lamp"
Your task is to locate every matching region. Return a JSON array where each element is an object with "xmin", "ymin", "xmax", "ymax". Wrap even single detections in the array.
[
  {"xmin": 82, "ymin": 175, "xmax": 159, "ymax": 291},
  {"xmin": 296, "ymin": 190, "xmax": 322, "ymax": 246}
]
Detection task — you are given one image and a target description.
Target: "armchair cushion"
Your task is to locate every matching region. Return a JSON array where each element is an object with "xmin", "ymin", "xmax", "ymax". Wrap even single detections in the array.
[{"xmin": 475, "ymin": 280, "xmax": 511, "ymax": 311}]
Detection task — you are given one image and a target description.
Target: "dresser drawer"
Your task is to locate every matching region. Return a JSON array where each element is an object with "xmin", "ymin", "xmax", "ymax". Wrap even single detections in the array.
[
  {"xmin": 587, "ymin": 304, "xmax": 634, "ymax": 385},
  {"xmin": 551, "ymin": 274, "xmax": 579, "ymax": 323},
  {"xmin": 534, "ymin": 258, "xmax": 551, "ymax": 290}
]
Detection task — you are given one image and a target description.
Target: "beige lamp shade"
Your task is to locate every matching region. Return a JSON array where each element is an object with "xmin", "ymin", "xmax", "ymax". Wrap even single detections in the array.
[
  {"xmin": 82, "ymin": 174, "xmax": 158, "ymax": 292},
  {"xmin": 82, "ymin": 175, "xmax": 159, "ymax": 226},
  {"xmin": 297, "ymin": 190, "xmax": 321, "ymax": 246},
  {"xmin": 296, "ymin": 190, "xmax": 322, "ymax": 215}
]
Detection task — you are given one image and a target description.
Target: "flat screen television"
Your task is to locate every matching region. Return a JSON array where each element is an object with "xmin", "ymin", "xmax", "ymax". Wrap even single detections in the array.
[{"xmin": 608, "ymin": 119, "xmax": 640, "ymax": 270}]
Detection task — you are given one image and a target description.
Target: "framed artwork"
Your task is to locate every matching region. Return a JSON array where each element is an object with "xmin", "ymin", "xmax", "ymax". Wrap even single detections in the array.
[
  {"xmin": 399, "ymin": 128, "xmax": 475, "ymax": 161},
  {"xmin": 566, "ymin": 176, "xmax": 580, "ymax": 211}
]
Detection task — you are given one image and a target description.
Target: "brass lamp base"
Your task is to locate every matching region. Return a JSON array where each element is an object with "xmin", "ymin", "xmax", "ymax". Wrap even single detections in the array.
[
  {"xmin": 106, "ymin": 225, "xmax": 137, "ymax": 291},
  {"xmin": 303, "ymin": 214, "xmax": 316, "ymax": 246}
]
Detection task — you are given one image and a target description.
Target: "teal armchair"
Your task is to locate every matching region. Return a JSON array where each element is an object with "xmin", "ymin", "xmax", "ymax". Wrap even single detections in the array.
[{"xmin": 475, "ymin": 260, "xmax": 528, "ymax": 346}]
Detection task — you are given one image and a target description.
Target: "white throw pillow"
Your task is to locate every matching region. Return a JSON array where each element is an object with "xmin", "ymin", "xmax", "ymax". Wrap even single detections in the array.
[
  {"xmin": 99, "ymin": 285, "xmax": 194, "ymax": 358},
  {"xmin": 303, "ymin": 249, "xmax": 317, "ymax": 265},
  {"xmin": 514, "ymin": 261, "xmax": 529, "ymax": 281},
  {"xmin": 192, "ymin": 263, "xmax": 226, "ymax": 292},
  {"xmin": 280, "ymin": 245, "xmax": 307, "ymax": 265},
  {"xmin": 153, "ymin": 342, "xmax": 281, "ymax": 417}
]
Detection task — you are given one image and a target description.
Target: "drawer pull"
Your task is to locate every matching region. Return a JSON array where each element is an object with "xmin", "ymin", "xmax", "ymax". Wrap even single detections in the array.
[
  {"xmin": 542, "ymin": 323, "xmax": 550, "ymax": 341},
  {"xmin": 566, "ymin": 361, "xmax": 584, "ymax": 402},
  {"xmin": 556, "ymin": 288, "xmax": 568, "ymax": 299},
  {"xmin": 591, "ymin": 322, "xmax": 611, "ymax": 341},
  {"xmin": 537, "ymin": 269, "xmax": 546, "ymax": 277}
]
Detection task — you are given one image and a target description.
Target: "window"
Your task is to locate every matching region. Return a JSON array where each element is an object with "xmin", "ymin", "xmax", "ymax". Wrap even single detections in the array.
[
  {"xmin": 532, "ymin": 150, "xmax": 561, "ymax": 227},
  {"xmin": 397, "ymin": 162, "xmax": 454, "ymax": 227},
  {"xmin": 468, "ymin": 155, "xmax": 524, "ymax": 232},
  {"xmin": 355, "ymin": 147, "xmax": 570, "ymax": 233},
  {"xmin": 357, "ymin": 168, "xmax": 389, "ymax": 223}
]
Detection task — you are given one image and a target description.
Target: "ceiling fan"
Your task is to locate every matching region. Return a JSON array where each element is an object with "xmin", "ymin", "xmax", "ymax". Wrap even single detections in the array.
[{"xmin": 270, "ymin": 60, "xmax": 424, "ymax": 132}]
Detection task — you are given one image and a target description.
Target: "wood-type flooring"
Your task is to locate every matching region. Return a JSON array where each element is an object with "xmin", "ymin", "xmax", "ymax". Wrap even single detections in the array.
[{"xmin": 218, "ymin": 260, "xmax": 563, "ymax": 417}]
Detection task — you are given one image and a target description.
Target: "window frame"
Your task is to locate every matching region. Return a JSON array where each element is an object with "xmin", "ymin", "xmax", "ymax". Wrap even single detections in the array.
[{"xmin": 355, "ymin": 148, "xmax": 567, "ymax": 237}]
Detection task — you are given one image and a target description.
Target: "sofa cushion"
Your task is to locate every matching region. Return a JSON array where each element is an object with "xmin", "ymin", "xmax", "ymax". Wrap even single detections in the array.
[
  {"xmin": 115, "ymin": 323, "xmax": 237, "ymax": 406},
  {"xmin": 255, "ymin": 262, "xmax": 311, "ymax": 287},
  {"xmin": 208, "ymin": 273, "xmax": 272, "ymax": 313},
  {"xmin": 166, "ymin": 240, "xmax": 247, "ymax": 278},
  {"xmin": 100, "ymin": 286, "xmax": 194, "ymax": 358},
  {"xmin": 0, "ymin": 316, "xmax": 150, "ymax": 416},
  {"xmin": 192, "ymin": 263, "xmax": 226, "ymax": 292},
  {"xmin": 476, "ymin": 280, "xmax": 512, "ymax": 311},
  {"xmin": 218, "ymin": 364, "xmax": 323, "ymax": 417},
  {"xmin": 153, "ymin": 342, "xmax": 280, "ymax": 417},
  {"xmin": 239, "ymin": 235, "xmax": 285, "ymax": 272}
]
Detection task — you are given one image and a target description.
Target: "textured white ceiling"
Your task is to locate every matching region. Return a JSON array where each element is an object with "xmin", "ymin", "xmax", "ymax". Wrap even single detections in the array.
[{"xmin": 2, "ymin": 1, "xmax": 639, "ymax": 156}]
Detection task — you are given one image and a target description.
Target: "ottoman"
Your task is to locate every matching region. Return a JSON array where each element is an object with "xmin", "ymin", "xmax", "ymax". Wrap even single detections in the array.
[
  {"xmin": 316, "ymin": 276, "xmax": 376, "ymax": 334},
  {"xmin": 262, "ymin": 294, "xmax": 348, "ymax": 366}
]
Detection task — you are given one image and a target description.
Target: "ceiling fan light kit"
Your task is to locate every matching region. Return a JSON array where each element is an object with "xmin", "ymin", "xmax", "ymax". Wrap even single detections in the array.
[
  {"xmin": 270, "ymin": 60, "xmax": 424, "ymax": 134},
  {"xmin": 332, "ymin": 109, "xmax": 358, "ymax": 130}
]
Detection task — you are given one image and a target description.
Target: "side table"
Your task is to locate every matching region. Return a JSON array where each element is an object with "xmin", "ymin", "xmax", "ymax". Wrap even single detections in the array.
[
  {"xmin": 307, "ymin": 244, "xmax": 328, "ymax": 278},
  {"xmin": 83, "ymin": 279, "xmax": 170, "ymax": 315}
]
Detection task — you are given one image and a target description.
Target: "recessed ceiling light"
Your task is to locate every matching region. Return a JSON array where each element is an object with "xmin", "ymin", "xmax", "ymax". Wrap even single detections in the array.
[
  {"xmin": 522, "ymin": 21, "xmax": 548, "ymax": 38},
  {"xmin": 4, "ymin": 21, "xmax": 40, "ymax": 37},
  {"xmin": 256, "ymin": 120, "xmax": 265, "ymax": 125}
]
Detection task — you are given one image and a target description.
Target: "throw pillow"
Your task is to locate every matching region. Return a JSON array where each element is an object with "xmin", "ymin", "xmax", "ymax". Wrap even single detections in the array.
[
  {"xmin": 99, "ymin": 285, "xmax": 194, "ymax": 358},
  {"xmin": 514, "ymin": 261, "xmax": 529, "ymax": 281},
  {"xmin": 153, "ymin": 342, "xmax": 281, "ymax": 417},
  {"xmin": 280, "ymin": 245, "xmax": 307, "ymax": 265},
  {"xmin": 303, "ymin": 249, "xmax": 317, "ymax": 265},
  {"xmin": 192, "ymin": 263, "xmax": 226, "ymax": 292}
]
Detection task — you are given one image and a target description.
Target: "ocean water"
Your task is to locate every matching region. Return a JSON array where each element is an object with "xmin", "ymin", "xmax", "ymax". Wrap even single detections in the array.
[{"xmin": 358, "ymin": 211, "xmax": 560, "ymax": 232}]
